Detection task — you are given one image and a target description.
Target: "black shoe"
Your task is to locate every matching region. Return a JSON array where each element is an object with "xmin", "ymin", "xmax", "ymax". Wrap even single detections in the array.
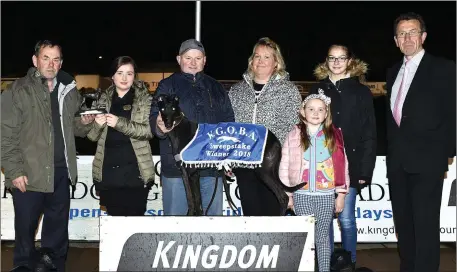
[
  {"xmin": 331, "ymin": 248, "xmax": 353, "ymax": 271},
  {"xmin": 355, "ymin": 267, "xmax": 374, "ymax": 272},
  {"xmin": 38, "ymin": 253, "xmax": 57, "ymax": 271},
  {"xmin": 36, "ymin": 248, "xmax": 57, "ymax": 271},
  {"xmin": 340, "ymin": 265, "xmax": 355, "ymax": 272},
  {"xmin": 10, "ymin": 265, "xmax": 32, "ymax": 272},
  {"xmin": 34, "ymin": 264, "xmax": 47, "ymax": 272}
]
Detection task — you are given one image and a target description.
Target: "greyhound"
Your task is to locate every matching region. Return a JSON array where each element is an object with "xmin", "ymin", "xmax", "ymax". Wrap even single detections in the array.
[{"xmin": 155, "ymin": 94, "xmax": 304, "ymax": 216}]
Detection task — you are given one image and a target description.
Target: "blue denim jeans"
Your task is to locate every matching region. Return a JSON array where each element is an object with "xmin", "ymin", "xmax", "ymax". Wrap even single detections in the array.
[
  {"xmin": 162, "ymin": 176, "xmax": 223, "ymax": 215},
  {"xmin": 330, "ymin": 187, "xmax": 358, "ymax": 262}
]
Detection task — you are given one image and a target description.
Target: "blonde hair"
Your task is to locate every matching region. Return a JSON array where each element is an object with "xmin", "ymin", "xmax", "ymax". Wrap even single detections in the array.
[{"xmin": 247, "ymin": 37, "xmax": 287, "ymax": 79}]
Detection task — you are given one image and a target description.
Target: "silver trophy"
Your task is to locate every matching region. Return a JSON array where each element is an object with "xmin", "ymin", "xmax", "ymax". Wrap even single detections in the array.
[{"xmin": 76, "ymin": 87, "xmax": 107, "ymax": 115}]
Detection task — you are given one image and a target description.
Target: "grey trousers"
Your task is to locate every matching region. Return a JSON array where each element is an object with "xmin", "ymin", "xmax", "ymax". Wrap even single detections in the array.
[{"xmin": 294, "ymin": 193, "xmax": 335, "ymax": 272}]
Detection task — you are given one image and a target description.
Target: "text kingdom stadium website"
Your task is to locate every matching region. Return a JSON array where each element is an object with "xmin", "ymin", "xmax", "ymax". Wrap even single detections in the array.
[{"xmin": 356, "ymin": 226, "xmax": 456, "ymax": 236}]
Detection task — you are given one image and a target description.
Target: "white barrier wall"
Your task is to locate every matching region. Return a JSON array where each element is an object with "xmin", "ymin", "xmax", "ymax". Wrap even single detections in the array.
[
  {"xmin": 1, "ymin": 156, "xmax": 455, "ymax": 242},
  {"xmin": 99, "ymin": 216, "xmax": 316, "ymax": 271}
]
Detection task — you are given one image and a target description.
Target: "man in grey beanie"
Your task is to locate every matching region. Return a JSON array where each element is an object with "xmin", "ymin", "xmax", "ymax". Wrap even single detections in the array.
[{"xmin": 149, "ymin": 39, "xmax": 235, "ymax": 215}]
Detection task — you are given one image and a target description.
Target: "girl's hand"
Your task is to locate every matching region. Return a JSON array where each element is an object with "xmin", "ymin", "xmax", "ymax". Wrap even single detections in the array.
[
  {"xmin": 81, "ymin": 114, "xmax": 95, "ymax": 125},
  {"xmin": 95, "ymin": 114, "xmax": 107, "ymax": 126},
  {"xmin": 335, "ymin": 193, "xmax": 345, "ymax": 214},
  {"xmin": 106, "ymin": 114, "xmax": 119, "ymax": 127}
]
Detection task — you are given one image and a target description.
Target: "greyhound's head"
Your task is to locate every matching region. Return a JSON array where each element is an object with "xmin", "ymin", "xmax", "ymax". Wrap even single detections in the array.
[
  {"xmin": 79, "ymin": 87, "xmax": 101, "ymax": 99},
  {"xmin": 156, "ymin": 94, "xmax": 182, "ymax": 130},
  {"xmin": 79, "ymin": 87, "xmax": 101, "ymax": 109}
]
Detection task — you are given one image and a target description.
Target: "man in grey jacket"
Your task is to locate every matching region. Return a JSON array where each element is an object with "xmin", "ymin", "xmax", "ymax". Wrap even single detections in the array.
[{"xmin": 1, "ymin": 40, "xmax": 94, "ymax": 271}]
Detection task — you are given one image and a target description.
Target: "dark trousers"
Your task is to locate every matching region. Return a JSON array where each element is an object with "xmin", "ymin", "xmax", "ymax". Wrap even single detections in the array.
[
  {"xmin": 101, "ymin": 187, "xmax": 149, "ymax": 216},
  {"xmin": 105, "ymin": 205, "xmax": 147, "ymax": 216},
  {"xmin": 234, "ymin": 168, "xmax": 280, "ymax": 216},
  {"xmin": 388, "ymin": 168, "xmax": 444, "ymax": 272},
  {"xmin": 11, "ymin": 167, "xmax": 70, "ymax": 271}
]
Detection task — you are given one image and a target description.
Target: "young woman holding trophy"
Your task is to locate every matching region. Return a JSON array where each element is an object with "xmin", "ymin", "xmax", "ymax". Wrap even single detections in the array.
[{"xmin": 86, "ymin": 56, "xmax": 155, "ymax": 216}]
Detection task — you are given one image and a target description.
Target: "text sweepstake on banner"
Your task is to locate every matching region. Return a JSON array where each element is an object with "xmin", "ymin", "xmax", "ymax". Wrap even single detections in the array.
[
  {"xmin": 180, "ymin": 122, "xmax": 268, "ymax": 169},
  {"xmin": 1, "ymin": 156, "xmax": 455, "ymax": 242}
]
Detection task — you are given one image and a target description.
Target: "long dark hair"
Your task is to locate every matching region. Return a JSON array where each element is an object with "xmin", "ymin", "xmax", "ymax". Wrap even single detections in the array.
[
  {"xmin": 297, "ymin": 100, "xmax": 336, "ymax": 153},
  {"xmin": 110, "ymin": 56, "xmax": 138, "ymax": 79}
]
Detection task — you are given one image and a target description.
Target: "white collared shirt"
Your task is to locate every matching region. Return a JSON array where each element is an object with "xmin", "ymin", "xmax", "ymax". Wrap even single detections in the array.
[
  {"xmin": 52, "ymin": 77, "xmax": 58, "ymax": 90},
  {"xmin": 390, "ymin": 49, "xmax": 425, "ymax": 111}
]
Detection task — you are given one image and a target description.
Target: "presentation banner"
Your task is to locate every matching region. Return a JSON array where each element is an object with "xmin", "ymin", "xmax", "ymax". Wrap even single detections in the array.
[
  {"xmin": 1, "ymin": 156, "xmax": 455, "ymax": 242},
  {"xmin": 353, "ymin": 157, "xmax": 456, "ymax": 242},
  {"xmin": 99, "ymin": 216, "xmax": 315, "ymax": 271}
]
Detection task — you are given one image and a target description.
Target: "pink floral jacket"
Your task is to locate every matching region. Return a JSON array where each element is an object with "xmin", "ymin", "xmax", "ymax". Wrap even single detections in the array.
[{"xmin": 279, "ymin": 125, "xmax": 350, "ymax": 205}]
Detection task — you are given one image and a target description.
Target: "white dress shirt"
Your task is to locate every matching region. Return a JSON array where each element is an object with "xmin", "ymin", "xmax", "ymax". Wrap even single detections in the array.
[{"xmin": 390, "ymin": 49, "xmax": 425, "ymax": 112}]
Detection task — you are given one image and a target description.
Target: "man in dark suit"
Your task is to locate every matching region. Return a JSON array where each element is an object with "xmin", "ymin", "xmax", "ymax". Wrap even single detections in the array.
[{"xmin": 386, "ymin": 12, "xmax": 456, "ymax": 272}]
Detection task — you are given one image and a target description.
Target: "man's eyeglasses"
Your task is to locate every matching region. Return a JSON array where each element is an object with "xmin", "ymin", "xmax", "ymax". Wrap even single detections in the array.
[
  {"xmin": 396, "ymin": 29, "xmax": 422, "ymax": 39},
  {"xmin": 327, "ymin": 56, "xmax": 348, "ymax": 63}
]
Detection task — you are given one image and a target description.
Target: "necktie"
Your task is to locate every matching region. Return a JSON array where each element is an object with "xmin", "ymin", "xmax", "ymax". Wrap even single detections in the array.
[{"xmin": 393, "ymin": 61, "xmax": 409, "ymax": 126}]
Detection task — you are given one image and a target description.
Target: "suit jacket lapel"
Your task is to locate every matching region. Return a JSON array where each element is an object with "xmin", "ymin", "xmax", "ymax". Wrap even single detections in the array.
[
  {"xmin": 387, "ymin": 62, "xmax": 402, "ymax": 103},
  {"xmin": 386, "ymin": 62, "xmax": 402, "ymax": 125}
]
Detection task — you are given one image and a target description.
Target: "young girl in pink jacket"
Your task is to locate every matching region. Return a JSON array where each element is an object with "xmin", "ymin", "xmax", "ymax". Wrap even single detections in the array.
[{"xmin": 279, "ymin": 89, "xmax": 350, "ymax": 272}]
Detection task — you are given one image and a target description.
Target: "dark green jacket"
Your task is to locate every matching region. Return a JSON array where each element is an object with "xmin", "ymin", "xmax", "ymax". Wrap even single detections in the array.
[
  {"xmin": 87, "ymin": 81, "xmax": 155, "ymax": 185},
  {"xmin": 1, "ymin": 67, "xmax": 91, "ymax": 192}
]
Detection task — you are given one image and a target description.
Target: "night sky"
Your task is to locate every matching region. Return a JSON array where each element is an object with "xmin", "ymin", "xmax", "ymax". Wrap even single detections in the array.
[{"xmin": 2, "ymin": 1, "xmax": 456, "ymax": 81}]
